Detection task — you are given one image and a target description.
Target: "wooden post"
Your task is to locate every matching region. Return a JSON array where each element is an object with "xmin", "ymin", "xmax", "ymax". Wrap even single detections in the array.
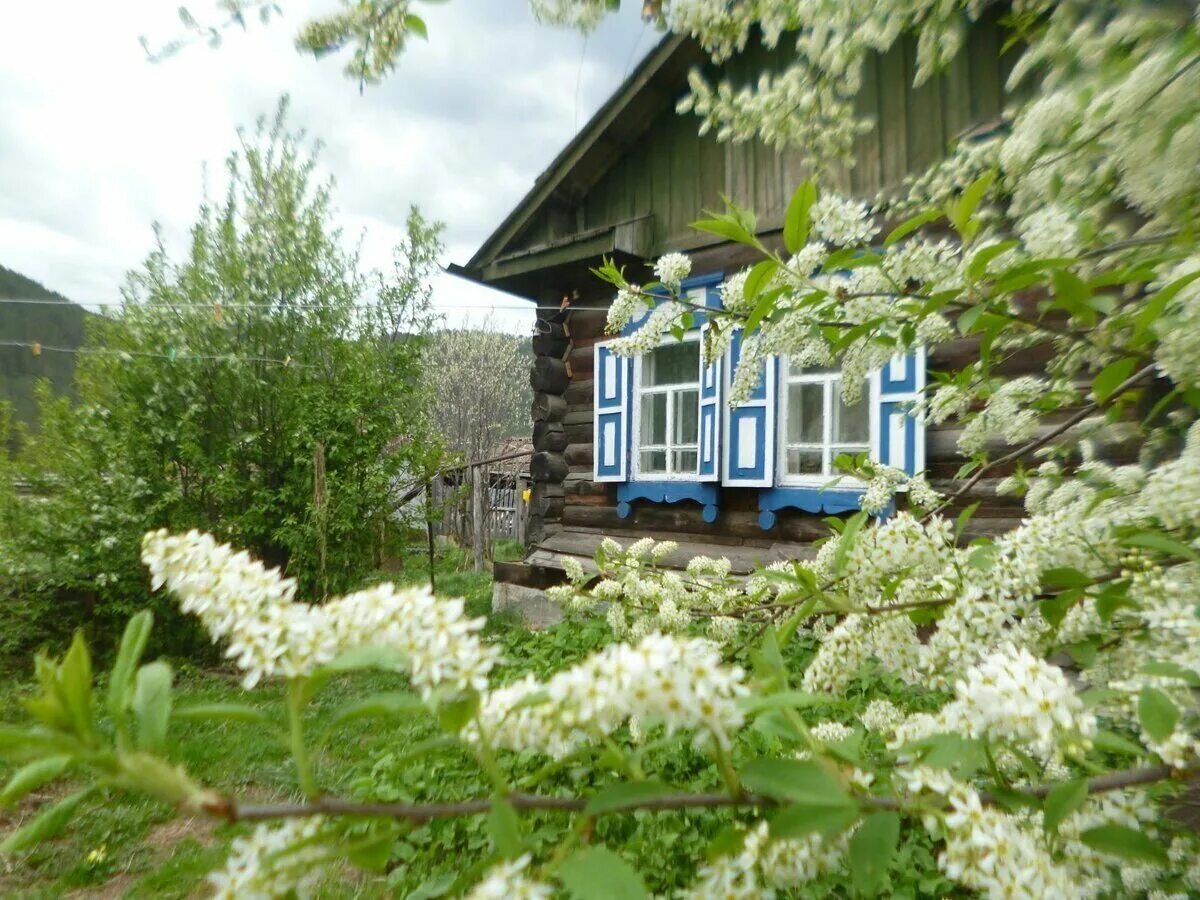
[
  {"xmin": 425, "ymin": 481, "xmax": 436, "ymax": 592},
  {"xmin": 515, "ymin": 476, "xmax": 527, "ymax": 545},
  {"xmin": 472, "ymin": 465, "xmax": 486, "ymax": 572}
]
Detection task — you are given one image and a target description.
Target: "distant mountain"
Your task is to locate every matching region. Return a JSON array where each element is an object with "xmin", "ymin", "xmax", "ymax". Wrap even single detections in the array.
[{"xmin": 0, "ymin": 265, "xmax": 89, "ymax": 427}]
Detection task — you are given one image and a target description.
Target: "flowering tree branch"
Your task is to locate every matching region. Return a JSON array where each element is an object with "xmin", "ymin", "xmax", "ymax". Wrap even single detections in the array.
[{"xmin": 207, "ymin": 763, "xmax": 1194, "ymax": 823}]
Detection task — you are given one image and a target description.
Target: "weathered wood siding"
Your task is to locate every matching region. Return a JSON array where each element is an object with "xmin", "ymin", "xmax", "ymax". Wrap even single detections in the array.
[{"xmin": 510, "ymin": 18, "xmax": 1014, "ymax": 259}]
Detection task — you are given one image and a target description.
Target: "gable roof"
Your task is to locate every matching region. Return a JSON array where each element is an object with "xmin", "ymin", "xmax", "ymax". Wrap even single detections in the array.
[{"xmin": 449, "ymin": 32, "xmax": 706, "ymax": 298}]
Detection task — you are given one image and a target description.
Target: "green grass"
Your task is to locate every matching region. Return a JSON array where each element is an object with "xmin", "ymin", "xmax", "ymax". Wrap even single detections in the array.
[
  {"xmin": 0, "ymin": 543, "xmax": 511, "ymax": 899},
  {"xmin": 0, "ymin": 539, "xmax": 958, "ymax": 899}
]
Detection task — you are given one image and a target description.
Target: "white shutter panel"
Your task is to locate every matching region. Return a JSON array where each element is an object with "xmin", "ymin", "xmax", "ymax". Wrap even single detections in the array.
[
  {"xmin": 696, "ymin": 289, "xmax": 722, "ymax": 482},
  {"xmin": 721, "ymin": 329, "xmax": 776, "ymax": 488},
  {"xmin": 594, "ymin": 341, "xmax": 631, "ymax": 482},
  {"xmin": 873, "ymin": 347, "xmax": 926, "ymax": 476}
]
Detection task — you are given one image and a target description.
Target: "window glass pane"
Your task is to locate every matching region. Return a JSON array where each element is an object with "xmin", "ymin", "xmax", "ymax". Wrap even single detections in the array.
[
  {"xmin": 786, "ymin": 383, "xmax": 824, "ymax": 444},
  {"xmin": 644, "ymin": 341, "xmax": 700, "ymax": 387},
  {"xmin": 673, "ymin": 449, "xmax": 698, "ymax": 473},
  {"xmin": 785, "ymin": 448, "xmax": 824, "ymax": 475},
  {"xmin": 640, "ymin": 450, "xmax": 667, "ymax": 473},
  {"xmin": 674, "ymin": 388, "xmax": 699, "ymax": 444},
  {"xmin": 640, "ymin": 393, "xmax": 666, "ymax": 445},
  {"xmin": 833, "ymin": 380, "xmax": 870, "ymax": 443}
]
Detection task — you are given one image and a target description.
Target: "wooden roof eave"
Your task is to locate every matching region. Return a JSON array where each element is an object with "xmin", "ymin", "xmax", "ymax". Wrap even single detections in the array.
[{"xmin": 449, "ymin": 214, "xmax": 656, "ymax": 298}]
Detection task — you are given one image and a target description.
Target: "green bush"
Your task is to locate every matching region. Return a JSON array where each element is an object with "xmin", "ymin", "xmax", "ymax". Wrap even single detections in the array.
[{"xmin": 0, "ymin": 102, "xmax": 445, "ymax": 659}]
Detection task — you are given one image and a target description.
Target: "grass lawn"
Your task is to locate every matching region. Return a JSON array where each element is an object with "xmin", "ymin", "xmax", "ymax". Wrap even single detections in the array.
[
  {"xmin": 0, "ymin": 541, "xmax": 533, "ymax": 899},
  {"xmin": 0, "ymin": 538, "xmax": 957, "ymax": 899}
]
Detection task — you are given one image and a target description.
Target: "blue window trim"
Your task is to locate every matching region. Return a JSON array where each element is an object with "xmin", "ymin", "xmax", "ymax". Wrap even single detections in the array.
[
  {"xmin": 618, "ymin": 482, "xmax": 719, "ymax": 523},
  {"xmin": 757, "ymin": 487, "xmax": 894, "ymax": 529},
  {"xmin": 618, "ymin": 270, "xmax": 725, "ymax": 515},
  {"xmin": 619, "ymin": 271, "xmax": 724, "ymax": 336}
]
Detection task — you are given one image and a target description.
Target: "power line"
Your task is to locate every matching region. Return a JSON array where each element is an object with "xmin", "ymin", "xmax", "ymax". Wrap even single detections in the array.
[
  {"xmin": 0, "ymin": 298, "xmax": 613, "ymax": 312},
  {"xmin": 0, "ymin": 340, "xmax": 318, "ymax": 369}
]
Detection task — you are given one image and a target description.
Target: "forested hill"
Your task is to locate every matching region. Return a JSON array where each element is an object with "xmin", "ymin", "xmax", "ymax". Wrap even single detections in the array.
[{"xmin": 0, "ymin": 265, "xmax": 89, "ymax": 425}]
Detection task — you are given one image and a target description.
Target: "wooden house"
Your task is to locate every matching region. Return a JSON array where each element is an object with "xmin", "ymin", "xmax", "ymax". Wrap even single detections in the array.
[{"xmin": 451, "ymin": 18, "xmax": 1038, "ymax": 617}]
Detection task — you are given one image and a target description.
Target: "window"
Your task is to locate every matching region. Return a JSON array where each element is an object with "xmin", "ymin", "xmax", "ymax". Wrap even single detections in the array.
[
  {"xmin": 635, "ymin": 337, "xmax": 701, "ymax": 478},
  {"xmin": 779, "ymin": 359, "xmax": 872, "ymax": 482}
]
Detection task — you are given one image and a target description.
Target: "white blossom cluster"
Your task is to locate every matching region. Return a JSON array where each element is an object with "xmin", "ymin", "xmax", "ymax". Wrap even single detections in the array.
[
  {"xmin": 527, "ymin": 0, "xmax": 607, "ymax": 31},
  {"xmin": 208, "ymin": 817, "xmax": 325, "ymax": 900},
  {"xmin": 547, "ymin": 537, "xmax": 763, "ymax": 642},
  {"xmin": 809, "ymin": 194, "xmax": 877, "ymax": 247},
  {"xmin": 957, "ymin": 377, "xmax": 1054, "ymax": 455},
  {"xmin": 654, "ymin": 251, "xmax": 692, "ymax": 290},
  {"xmin": 936, "ymin": 786, "xmax": 1080, "ymax": 899},
  {"xmin": 466, "ymin": 854, "xmax": 553, "ymax": 900},
  {"xmin": 681, "ymin": 821, "xmax": 848, "ymax": 899},
  {"xmin": 891, "ymin": 645, "xmax": 1097, "ymax": 765},
  {"xmin": 467, "ymin": 633, "xmax": 748, "ymax": 757},
  {"xmin": 141, "ymin": 529, "xmax": 498, "ymax": 692}
]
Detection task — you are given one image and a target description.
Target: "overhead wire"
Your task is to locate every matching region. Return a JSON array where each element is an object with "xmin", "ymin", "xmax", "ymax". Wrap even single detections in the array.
[
  {"xmin": 0, "ymin": 297, "xmax": 613, "ymax": 312},
  {"xmin": 0, "ymin": 340, "xmax": 317, "ymax": 368}
]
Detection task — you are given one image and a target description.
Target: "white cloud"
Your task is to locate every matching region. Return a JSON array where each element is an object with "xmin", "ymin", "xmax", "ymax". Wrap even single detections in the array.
[{"xmin": 0, "ymin": 0, "xmax": 655, "ymax": 334}]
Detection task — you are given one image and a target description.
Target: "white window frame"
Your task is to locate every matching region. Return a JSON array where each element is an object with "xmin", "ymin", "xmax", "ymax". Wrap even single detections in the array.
[
  {"xmin": 631, "ymin": 331, "xmax": 702, "ymax": 482},
  {"xmin": 777, "ymin": 357, "xmax": 879, "ymax": 488}
]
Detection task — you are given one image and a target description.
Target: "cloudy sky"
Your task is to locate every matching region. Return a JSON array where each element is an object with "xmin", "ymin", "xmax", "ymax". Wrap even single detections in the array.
[{"xmin": 0, "ymin": 1, "xmax": 658, "ymax": 334}]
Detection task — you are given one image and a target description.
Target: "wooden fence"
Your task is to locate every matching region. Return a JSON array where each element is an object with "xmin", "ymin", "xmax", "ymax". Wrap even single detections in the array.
[{"xmin": 424, "ymin": 450, "xmax": 531, "ymax": 571}]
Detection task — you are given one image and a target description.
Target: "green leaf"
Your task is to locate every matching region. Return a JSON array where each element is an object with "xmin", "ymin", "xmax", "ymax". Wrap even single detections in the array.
[
  {"xmin": 783, "ymin": 179, "xmax": 818, "ymax": 254},
  {"xmin": 173, "ymin": 703, "xmax": 269, "ymax": 725},
  {"xmin": 1140, "ymin": 661, "xmax": 1200, "ymax": 688},
  {"xmin": 849, "ymin": 811, "xmax": 899, "ymax": 895},
  {"xmin": 744, "ymin": 286, "xmax": 778, "ymax": 335},
  {"xmin": 954, "ymin": 502, "xmax": 981, "ymax": 541},
  {"xmin": 558, "ymin": 847, "xmax": 648, "ymax": 900},
  {"xmin": 0, "ymin": 756, "xmax": 72, "ymax": 808},
  {"xmin": 1119, "ymin": 530, "xmax": 1199, "ymax": 563},
  {"xmin": 884, "ymin": 209, "xmax": 943, "ymax": 246},
  {"xmin": 1137, "ymin": 687, "xmax": 1178, "ymax": 742},
  {"xmin": 436, "ymin": 691, "xmax": 480, "ymax": 734},
  {"xmin": 132, "ymin": 661, "xmax": 172, "ymax": 753},
  {"xmin": 404, "ymin": 13, "xmax": 428, "ymax": 39},
  {"xmin": 966, "ymin": 240, "xmax": 1019, "ymax": 281},
  {"xmin": 738, "ymin": 691, "xmax": 825, "ymax": 714},
  {"xmin": 59, "ymin": 632, "xmax": 94, "ymax": 741},
  {"xmin": 1092, "ymin": 729, "xmax": 1147, "ymax": 758},
  {"xmin": 957, "ymin": 170, "xmax": 996, "ymax": 223},
  {"xmin": 899, "ymin": 734, "xmax": 986, "ymax": 777},
  {"xmin": 107, "ymin": 611, "xmax": 153, "ymax": 722},
  {"xmin": 1092, "ymin": 358, "xmax": 1137, "ymax": 404},
  {"xmin": 331, "ymin": 692, "xmax": 426, "ymax": 727},
  {"xmin": 751, "ymin": 627, "xmax": 788, "ymax": 687},
  {"xmin": 1136, "ymin": 268, "xmax": 1200, "ymax": 336},
  {"xmin": 1051, "ymin": 268, "xmax": 1091, "ymax": 309},
  {"xmin": 705, "ymin": 824, "xmax": 747, "ymax": 862},
  {"xmin": 690, "ymin": 216, "xmax": 758, "ymax": 248},
  {"xmin": 832, "ymin": 510, "xmax": 868, "ymax": 576},
  {"xmin": 740, "ymin": 759, "xmax": 854, "ymax": 812},
  {"xmin": 1042, "ymin": 778, "xmax": 1088, "ymax": 832},
  {"xmin": 768, "ymin": 799, "xmax": 860, "ymax": 839},
  {"xmin": 0, "ymin": 787, "xmax": 94, "ymax": 854},
  {"xmin": 1041, "ymin": 567, "xmax": 1093, "ymax": 589},
  {"xmin": 743, "ymin": 259, "xmax": 780, "ymax": 305},
  {"xmin": 1080, "ymin": 824, "xmax": 1168, "ymax": 866},
  {"xmin": 486, "ymin": 798, "xmax": 523, "ymax": 858},
  {"xmin": 585, "ymin": 779, "xmax": 675, "ymax": 815}
]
